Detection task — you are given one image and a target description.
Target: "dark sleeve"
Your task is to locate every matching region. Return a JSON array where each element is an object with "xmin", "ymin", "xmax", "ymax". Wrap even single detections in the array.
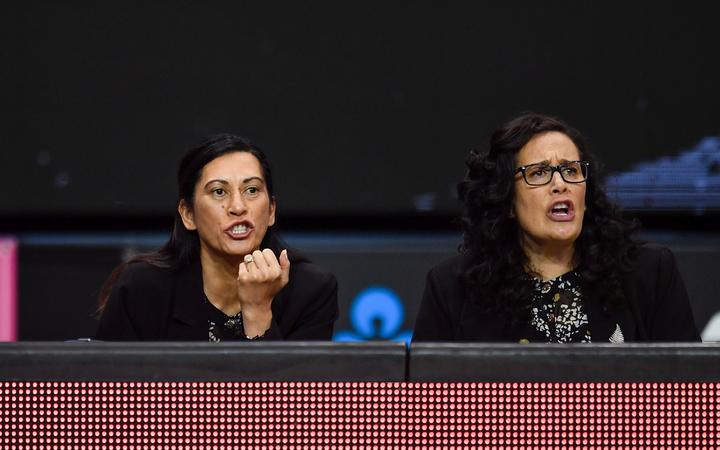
[
  {"xmin": 95, "ymin": 269, "xmax": 140, "ymax": 340},
  {"xmin": 648, "ymin": 247, "xmax": 701, "ymax": 341},
  {"xmin": 264, "ymin": 271, "xmax": 339, "ymax": 341},
  {"xmin": 412, "ymin": 266, "xmax": 456, "ymax": 342},
  {"xmin": 257, "ymin": 318, "xmax": 283, "ymax": 341}
]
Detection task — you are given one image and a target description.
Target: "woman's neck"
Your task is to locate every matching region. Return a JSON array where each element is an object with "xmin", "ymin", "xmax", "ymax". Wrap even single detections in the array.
[
  {"xmin": 522, "ymin": 238, "xmax": 576, "ymax": 281},
  {"xmin": 199, "ymin": 247, "xmax": 242, "ymax": 316}
]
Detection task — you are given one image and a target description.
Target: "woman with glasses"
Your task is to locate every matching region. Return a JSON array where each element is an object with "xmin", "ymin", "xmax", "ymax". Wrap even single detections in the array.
[{"xmin": 413, "ymin": 112, "xmax": 699, "ymax": 343}]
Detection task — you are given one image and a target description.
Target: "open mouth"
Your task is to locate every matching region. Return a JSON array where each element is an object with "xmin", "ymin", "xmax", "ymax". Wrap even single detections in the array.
[
  {"xmin": 225, "ymin": 222, "xmax": 252, "ymax": 238},
  {"xmin": 548, "ymin": 201, "xmax": 574, "ymax": 221},
  {"xmin": 552, "ymin": 202, "xmax": 570, "ymax": 215},
  {"xmin": 230, "ymin": 224, "xmax": 247, "ymax": 235}
]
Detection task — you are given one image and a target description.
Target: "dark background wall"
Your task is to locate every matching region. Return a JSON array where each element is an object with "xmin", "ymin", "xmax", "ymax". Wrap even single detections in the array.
[
  {"xmin": 2, "ymin": 1, "xmax": 720, "ymax": 340},
  {"xmin": 2, "ymin": 1, "xmax": 719, "ymax": 218}
]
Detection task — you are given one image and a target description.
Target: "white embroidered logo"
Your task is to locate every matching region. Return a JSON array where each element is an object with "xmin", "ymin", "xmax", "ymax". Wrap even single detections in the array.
[{"xmin": 609, "ymin": 324, "xmax": 625, "ymax": 343}]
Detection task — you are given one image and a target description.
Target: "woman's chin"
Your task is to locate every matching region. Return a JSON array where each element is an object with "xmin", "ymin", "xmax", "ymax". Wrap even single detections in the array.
[
  {"xmin": 550, "ymin": 228, "xmax": 581, "ymax": 245},
  {"xmin": 211, "ymin": 242, "xmax": 259, "ymax": 261}
]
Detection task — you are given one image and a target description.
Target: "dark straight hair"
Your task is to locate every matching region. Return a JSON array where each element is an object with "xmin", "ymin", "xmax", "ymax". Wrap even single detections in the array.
[{"xmin": 97, "ymin": 134, "xmax": 294, "ymax": 312}]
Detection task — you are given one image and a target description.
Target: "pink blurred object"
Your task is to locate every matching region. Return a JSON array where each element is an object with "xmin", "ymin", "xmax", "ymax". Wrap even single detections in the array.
[{"xmin": 0, "ymin": 237, "xmax": 18, "ymax": 341}]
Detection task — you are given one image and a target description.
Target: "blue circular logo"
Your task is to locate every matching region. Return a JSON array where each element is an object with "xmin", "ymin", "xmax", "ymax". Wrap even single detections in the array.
[{"xmin": 350, "ymin": 286, "xmax": 403, "ymax": 339}]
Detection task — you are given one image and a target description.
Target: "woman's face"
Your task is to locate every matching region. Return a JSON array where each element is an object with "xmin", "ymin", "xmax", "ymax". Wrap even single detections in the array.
[
  {"xmin": 513, "ymin": 131, "xmax": 586, "ymax": 250},
  {"xmin": 179, "ymin": 151, "xmax": 275, "ymax": 263}
]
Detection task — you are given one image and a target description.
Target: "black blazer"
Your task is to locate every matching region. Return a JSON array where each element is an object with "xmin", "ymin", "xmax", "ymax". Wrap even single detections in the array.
[
  {"xmin": 96, "ymin": 260, "xmax": 338, "ymax": 341},
  {"xmin": 413, "ymin": 246, "xmax": 700, "ymax": 342}
]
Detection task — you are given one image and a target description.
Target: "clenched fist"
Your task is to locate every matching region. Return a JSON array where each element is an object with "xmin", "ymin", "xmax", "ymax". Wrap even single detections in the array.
[{"xmin": 236, "ymin": 249, "xmax": 290, "ymax": 338}]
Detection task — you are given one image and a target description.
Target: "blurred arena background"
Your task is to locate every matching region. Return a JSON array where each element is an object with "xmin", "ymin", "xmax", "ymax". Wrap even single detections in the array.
[{"xmin": 1, "ymin": 1, "xmax": 719, "ymax": 341}]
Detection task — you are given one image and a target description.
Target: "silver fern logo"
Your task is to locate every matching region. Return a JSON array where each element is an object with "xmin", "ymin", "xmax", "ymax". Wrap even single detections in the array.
[{"xmin": 609, "ymin": 324, "xmax": 625, "ymax": 343}]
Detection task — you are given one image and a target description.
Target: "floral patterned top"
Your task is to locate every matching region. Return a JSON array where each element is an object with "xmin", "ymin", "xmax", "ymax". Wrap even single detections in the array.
[
  {"xmin": 206, "ymin": 297, "xmax": 246, "ymax": 342},
  {"xmin": 529, "ymin": 270, "xmax": 591, "ymax": 343}
]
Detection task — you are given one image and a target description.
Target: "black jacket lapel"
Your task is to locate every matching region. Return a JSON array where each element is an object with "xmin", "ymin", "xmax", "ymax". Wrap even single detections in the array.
[
  {"xmin": 584, "ymin": 292, "xmax": 637, "ymax": 343},
  {"xmin": 167, "ymin": 262, "xmax": 207, "ymax": 340}
]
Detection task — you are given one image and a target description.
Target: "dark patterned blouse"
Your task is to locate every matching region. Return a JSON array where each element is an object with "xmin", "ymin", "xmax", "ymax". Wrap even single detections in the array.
[
  {"xmin": 529, "ymin": 270, "xmax": 591, "ymax": 343},
  {"xmin": 206, "ymin": 297, "xmax": 247, "ymax": 342}
]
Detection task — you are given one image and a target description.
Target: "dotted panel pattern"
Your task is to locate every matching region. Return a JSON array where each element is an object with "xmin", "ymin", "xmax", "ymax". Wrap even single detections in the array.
[{"xmin": 0, "ymin": 382, "xmax": 717, "ymax": 449}]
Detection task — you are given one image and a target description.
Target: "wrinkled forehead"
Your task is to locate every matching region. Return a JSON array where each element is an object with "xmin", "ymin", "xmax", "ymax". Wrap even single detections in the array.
[{"xmin": 516, "ymin": 131, "xmax": 581, "ymax": 166}]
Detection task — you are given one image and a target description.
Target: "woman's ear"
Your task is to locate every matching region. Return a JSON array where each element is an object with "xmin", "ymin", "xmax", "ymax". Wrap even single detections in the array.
[
  {"xmin": 178, "ymin": 199, "xmax": 196, "ymax": 231},
  {"xmin": 268, "ymin": 196, "xmax": 276, "ymax": 227}
]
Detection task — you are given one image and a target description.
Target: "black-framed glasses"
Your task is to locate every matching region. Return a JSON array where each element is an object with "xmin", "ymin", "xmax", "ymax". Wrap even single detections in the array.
[{"xmin": 515, "ymin": 161, "xmax": 590, "ymax": 186}]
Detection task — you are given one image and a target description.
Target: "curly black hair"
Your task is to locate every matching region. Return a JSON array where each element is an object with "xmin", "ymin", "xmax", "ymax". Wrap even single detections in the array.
[{"xmin": 458, "ymin": 112, "xmax": 639, "ymax": 328}]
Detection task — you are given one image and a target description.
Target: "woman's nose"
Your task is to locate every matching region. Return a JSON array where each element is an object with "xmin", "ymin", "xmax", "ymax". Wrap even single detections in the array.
[
  {"xmin": 227, "ymin": 194, "xmax": 247, "ymax": 214},
  {"xmin": 550, "ymin": 170, "xmax": 569, "ymax": 193}
]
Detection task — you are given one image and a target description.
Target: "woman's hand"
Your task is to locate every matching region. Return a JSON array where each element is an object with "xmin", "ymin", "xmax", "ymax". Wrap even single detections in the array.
[{"xmin": 236, "ymin": 249, "xmax": 290, "ymax": 338}]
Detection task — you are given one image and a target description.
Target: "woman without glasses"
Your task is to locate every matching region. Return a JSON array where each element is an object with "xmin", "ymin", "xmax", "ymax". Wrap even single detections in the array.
[
  {"xmin": 96, "ymin": 134, "xmax": 338, "ymax": 341},
  {"xmin": 413, "ymin": 112, "xmax": 699, "ymax": 343}
]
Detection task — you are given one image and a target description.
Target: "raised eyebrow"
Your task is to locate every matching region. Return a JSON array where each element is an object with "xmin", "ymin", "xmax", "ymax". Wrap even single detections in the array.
[
  {"xmin": 558, "ymin": 158, "xmax": 577, "ymax": 164},
  {"xmin": 525, "ymin": 159, "xmax": 578, "ymax": 167},
  {"xmin": 204, "ymin": 179, "xmax": 230, "ymax": 189},
  {"xmin": 204, "ymin": 177, "xmax": 265, "ymax": 189},
  {"xmin": 242, "ymin": 176, "xmax": 265, "ymax": 185}
]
